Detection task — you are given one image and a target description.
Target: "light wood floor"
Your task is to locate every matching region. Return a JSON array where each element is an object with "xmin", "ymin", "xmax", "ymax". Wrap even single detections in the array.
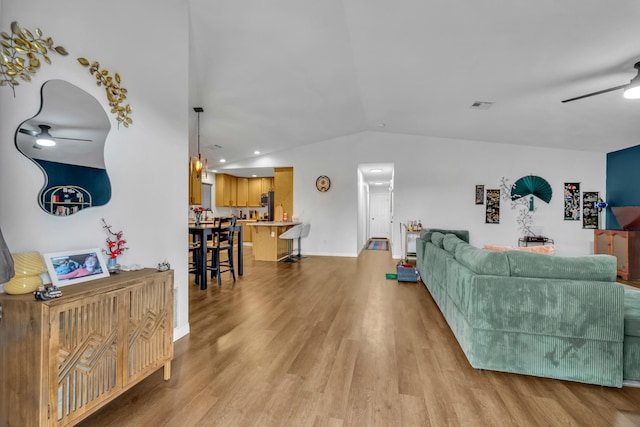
[{"xmin": 79, "ymin": 246, "xmax": 640, "ymax": 427}]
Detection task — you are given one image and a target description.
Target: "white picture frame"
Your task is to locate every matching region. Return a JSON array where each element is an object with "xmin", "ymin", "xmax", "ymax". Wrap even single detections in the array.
[{"xmin": 43, "ymin": 248, "xmax": 109, "ymax": 287}]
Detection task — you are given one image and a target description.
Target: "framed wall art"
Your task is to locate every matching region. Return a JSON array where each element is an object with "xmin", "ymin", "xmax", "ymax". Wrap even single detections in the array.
[
  {"xmin": 486, "ymin": 189, "xmax": 500, "ymax": 224},
  {"xmin": 475, "ymin": 185, "xmax": 484, "ymax": 205},
  {"xmin": 564, "ymin": 182, "xmax": 580, "ymax": 220},
  {"xmin": 582, "ymin": 191, "xmax": 599, "ymax": 229}
]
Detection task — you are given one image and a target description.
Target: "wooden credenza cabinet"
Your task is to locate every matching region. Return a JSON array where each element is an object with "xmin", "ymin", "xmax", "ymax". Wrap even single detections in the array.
[
  {"xmin": 0, "ymin": 268, "xmax": 174, "ymax": 427},
  {"xmin": 594, "ymin": 229, "xmax": 640, "ymax": 280}
]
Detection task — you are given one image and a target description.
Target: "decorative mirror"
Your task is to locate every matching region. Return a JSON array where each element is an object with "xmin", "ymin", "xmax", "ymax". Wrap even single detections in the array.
[{"xmin": 15, "ymin": 79, "xmax": 111, "ymax": 216}]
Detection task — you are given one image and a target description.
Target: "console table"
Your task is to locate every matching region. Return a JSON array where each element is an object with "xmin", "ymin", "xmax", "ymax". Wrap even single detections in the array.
[
  {"xmin": 0, "ymin": 268, "xmax": 174, "ymax": 427},
  {"xmin": 518, "ymin": 236, "xmax": 554, "ymax": 247}
]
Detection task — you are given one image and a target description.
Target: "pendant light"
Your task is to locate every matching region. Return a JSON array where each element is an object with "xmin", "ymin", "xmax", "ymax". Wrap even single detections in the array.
[{"xmin": 191, "ymin": 107, "xmax": 208, "ymax": 179}]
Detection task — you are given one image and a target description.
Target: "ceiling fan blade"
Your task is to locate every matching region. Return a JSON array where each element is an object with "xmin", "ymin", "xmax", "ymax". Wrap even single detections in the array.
[
  {"xmin": 19, "ymin": 128, "xmax": 38, "ymax": 136},
  {"xmin": 562, "ymin": 84, "xmax": 627, "ymax": 103},
  {"xmin": 52, "ymin": 136, "xmax": 93, "ymax": 142}
]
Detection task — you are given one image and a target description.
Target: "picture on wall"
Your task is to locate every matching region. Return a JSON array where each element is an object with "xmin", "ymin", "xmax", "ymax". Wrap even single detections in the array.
[
  {"xmin": 582, "ymin": 191, "xmax": 599, "ymax": 229},
  {"xmin": 564, "ymin": 182, "xmax": 580, "ymax": 220},
  {"xmin": 475, "ymin": 185, "xmax": 484, "ymax": 205},
  {"xmin": 486, "ymin": 189, "xmax": 500, "ymax": 224}
]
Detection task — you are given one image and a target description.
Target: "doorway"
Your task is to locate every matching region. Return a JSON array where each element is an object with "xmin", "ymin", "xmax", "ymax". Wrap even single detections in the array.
[
  {"xmin": 357, "ymin": 163, "xmax": 394, "ymax": 252},
  {"xmin": 369, "ymin": 192, "xmax": 390, "ymax": 238}
]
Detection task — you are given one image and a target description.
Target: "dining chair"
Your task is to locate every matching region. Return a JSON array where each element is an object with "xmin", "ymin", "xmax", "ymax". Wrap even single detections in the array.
[{"xmin": 207, "ymin": 216, "xmax": 237, "ymax": 286}]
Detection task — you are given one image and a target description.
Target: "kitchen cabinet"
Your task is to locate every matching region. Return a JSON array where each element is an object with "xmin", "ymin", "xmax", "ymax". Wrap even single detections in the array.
[
  {"xmin": 237, "ymin": 220, "xmax": 254, "ymax": 242},
  {"xmin": 594, "ymin": 229, "xmax": 640, "ymax": 280},
  {"xmin": 189, "ymin": 166, "xmax": 202, "ymax": 205},
  {"xmin": 215, "ymin": 173, "xmax": 237, "ymax": 207},
  {"xmin": 274, "ymin": 167, "xmax": 294, "ymax": 221},
  {"xmin": 261, "ymin": 177, "xmax": 274, "ymax": 193},
  {"xmin": 237, "ymin": 177, "xmax": 249, "ymax": 207},
  {"xmin": 0, "ymin": 269, "xmax": 174, "ymax": 427},
  {"xmin": 217, "ymin": 174, "xmax": 274, "ymax": 208},
  {"xmin": 248, "ymin": 178, "xmax": 262, "ymax": 207}
]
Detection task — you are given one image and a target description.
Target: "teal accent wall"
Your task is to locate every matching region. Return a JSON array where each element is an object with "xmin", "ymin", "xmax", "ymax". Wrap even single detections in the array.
[{"xmin": 606, "ymin": 145, "xmax": 640, "ymax": 229}]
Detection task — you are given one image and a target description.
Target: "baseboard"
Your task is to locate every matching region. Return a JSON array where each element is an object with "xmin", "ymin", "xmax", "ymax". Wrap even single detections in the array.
[
  {"xmin": 623, "ymin": 379, "xmax": 640, "ymax": 388},
  {"xmin": 173, "ymin": 323, "xmax": 190, "ymax": 341}
]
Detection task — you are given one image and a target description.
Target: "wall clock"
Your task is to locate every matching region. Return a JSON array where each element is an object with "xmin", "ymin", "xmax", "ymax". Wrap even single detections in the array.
[{"xmin": 316, "ymin": 175, "xmax": 331, "ymax": 192}]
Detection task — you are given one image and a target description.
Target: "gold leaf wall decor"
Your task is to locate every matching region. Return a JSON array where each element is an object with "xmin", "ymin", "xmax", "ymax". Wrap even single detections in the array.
[
  {"xmin": 0, "ymin": 21, "xmax": 68, "ymax": 96},
  {"xmin": 77, "ymin": 58, "xmax": 133, "ymax": 127}
]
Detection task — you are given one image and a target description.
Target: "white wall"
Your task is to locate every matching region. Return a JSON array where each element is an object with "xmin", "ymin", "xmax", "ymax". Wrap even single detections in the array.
[
  {"xmin": 226, "ymin": 131, "xmax": 606, "ymax": 258},
  {"xmin": 0, "ymin": 0, "xmax": 190, "ymax": 339}
]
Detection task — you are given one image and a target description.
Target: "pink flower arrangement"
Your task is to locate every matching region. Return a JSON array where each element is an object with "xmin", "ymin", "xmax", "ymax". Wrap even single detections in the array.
[
  {"xmin": 191, "ymin": 206, "xmax": 206, "ymax": 213},
  {"xmin": 101, "ymin": 218, "xmax": 129, "ymax": 259}
]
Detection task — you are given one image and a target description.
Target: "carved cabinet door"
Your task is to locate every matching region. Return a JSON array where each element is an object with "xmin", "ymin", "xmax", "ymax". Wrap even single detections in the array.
[
  {"xmin": 48, "ymin": 291, "xmax": 122, "ymax": 426},
  {"xmin": 123, "ymin": 276, "xmax": 174, "ymax": 386}
]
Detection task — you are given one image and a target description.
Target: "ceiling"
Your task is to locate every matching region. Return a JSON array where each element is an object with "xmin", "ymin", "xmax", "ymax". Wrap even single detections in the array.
[{"xmin": 188, "ymin": 0, "xmax": 640, "ymax": 172}]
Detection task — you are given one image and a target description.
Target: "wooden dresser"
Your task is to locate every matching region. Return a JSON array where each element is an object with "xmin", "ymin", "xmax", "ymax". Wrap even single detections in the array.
[
  {"xmin": 594, "ymin": 229, "xmax": 640, "ymax": 280},
  {"xmin": 0, "ymin": 268, "xmax": 174, "ymax": 427}
]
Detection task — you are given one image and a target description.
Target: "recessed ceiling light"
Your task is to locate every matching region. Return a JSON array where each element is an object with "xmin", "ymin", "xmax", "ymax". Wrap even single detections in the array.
[
  {"xmin": 374, "ymin": 182, "xmax": 384, "ymax": 185},
  {"xmin": 254, "ymin": 150, "xmax": 261, "ymax": 155},
  {"xmin": 220, "ymin": 159, "xmax": 226, "ymax": 163},
  {"xmin": 252, "ymin": 174, "xmax": 257, "ymax": 177},
  {"xmin": 370, "ymin": 168, "xmax": 383, "ymax": 173}
]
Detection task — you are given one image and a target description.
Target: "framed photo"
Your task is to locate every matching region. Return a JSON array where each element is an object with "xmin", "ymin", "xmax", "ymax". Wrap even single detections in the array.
[{"xmin": 44, "ymin": 248, "xmax": 109, "ymax": 287}]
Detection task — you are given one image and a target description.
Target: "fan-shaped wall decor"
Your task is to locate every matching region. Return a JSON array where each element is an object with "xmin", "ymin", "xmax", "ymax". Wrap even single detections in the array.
[{"xmin": 510, "ymin": 175, "xmax": 552, "ymax": 203}]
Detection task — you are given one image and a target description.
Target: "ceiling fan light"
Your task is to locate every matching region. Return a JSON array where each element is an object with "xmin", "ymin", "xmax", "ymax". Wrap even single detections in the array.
[
  {"xmin": 36, "ymin": 137, "xmax": 56, "ymax": 147},
  {"xmin": 624, "ymin": 73, "xmax": 640, "ymax": 99},
  {"xmin": 624, "ymin": 85, "xmax": 640, "ymax": 99}
]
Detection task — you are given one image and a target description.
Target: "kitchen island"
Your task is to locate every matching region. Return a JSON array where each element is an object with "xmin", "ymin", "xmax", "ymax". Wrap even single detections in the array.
[{"xmin": 247, "ymin": 221, "xmax": 301, "ymax": 261}]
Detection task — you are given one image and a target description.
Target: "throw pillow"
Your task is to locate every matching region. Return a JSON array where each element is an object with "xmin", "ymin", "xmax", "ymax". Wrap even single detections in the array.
[
  {"xmin": 443, "ymin": 233, "xmax": 464, "ymax": 254},
  {"xmin": 484, "ymin": 244, "xmax": 556, "ymax": 255},
  {"xmin": 431, "ymin": 232, "xmax": 445, "ymax": 248}
]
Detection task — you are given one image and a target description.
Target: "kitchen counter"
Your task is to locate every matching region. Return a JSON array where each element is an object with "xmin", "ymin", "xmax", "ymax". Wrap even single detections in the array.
[
  {"xmin": 248, "ymin": 221, "xmax": 298, "ymax": 227},
  {"xmin": 246, "ymin": 222, "xmax": 301, "ymax": 261}
]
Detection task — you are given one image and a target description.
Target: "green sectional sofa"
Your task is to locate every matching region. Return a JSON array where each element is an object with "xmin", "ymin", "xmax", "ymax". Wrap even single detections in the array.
[{"xmin": 416, "ymin": 229, "xmax": 626, "ymax": 387}]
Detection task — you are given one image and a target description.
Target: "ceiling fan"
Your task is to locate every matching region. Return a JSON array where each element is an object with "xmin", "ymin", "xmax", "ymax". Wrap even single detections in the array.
[
  {"xmin": 562, "ymin": 61, "xmax": 640, "ymax": 103},
  {"xmin": 18, "ymin": 124, "xmax": 92, "ymax": 148}
]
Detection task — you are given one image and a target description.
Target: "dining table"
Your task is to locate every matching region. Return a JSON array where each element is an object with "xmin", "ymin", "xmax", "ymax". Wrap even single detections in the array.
[{"xmin": 188, "ymin": 222, "xmax": 243, "ymax": 290}]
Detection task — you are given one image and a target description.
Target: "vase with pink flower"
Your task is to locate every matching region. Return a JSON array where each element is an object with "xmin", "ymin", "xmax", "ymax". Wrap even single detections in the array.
[
  {"xmin": 192, "ymin": 206, "xmax": 205, "ymax": 226},
  {"xmin": 102, "ymin": 218, "xmax": 129, "ymax": 273}
]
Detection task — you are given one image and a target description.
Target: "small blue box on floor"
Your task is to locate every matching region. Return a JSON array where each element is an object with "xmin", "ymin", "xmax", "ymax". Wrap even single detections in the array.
[{"xmin": 396, "ymin": 265, "xmax": 417, "ymax": 282}]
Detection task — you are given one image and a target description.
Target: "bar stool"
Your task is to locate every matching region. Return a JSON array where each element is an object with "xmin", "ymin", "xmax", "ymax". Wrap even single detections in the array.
[
  {"xmin": 295, "ymin": 223, "xmax": 311, "ymax": 258},
  {"xmin": 207, "ymin": 217, "xmax": 236, "ymax": 286},
  {"xmin": 279, "ymin": 224, "xmax": 304, "ymax": 263},
  {"xmin": 188, "ymin": 238, "xmax": 201, "ymax": 285}
]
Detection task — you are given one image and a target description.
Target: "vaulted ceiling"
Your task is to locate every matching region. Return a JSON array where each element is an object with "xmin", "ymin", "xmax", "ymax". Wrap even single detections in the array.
[{"xmin": 188, "ymin": 0, "xmax": 640, "ymax": 167}]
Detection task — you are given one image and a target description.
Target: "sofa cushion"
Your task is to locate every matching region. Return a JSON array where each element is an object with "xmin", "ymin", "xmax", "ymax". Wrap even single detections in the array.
[
  {"xmin": 444, "ymin": 233, "xmax": 465, "ymax": 254},
  {"xmin": 484, "ymin": 244, "xmax": 556, "ymax": 255},
  {"xmin": 625, "ymin": 288, "xmax": 640, "ymax": 338},
  {"xmin": 431, "ymin": 232, "xmax": 445, "ymax": 248},
  {"xmin": 420, "ymin": 229, "xmax": 470, "ymax": 244},
  {"xmin": 454, "ymin": 243, "xmax": 510, "ymax": 276},
  {"xmin": 505, "ymin": 251, "xmax": 616, "ymax": 282}
]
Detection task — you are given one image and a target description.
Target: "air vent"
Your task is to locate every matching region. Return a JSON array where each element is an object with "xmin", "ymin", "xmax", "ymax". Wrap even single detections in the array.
[
  {"xmin": 205, "ymin": 144, "xmax": 223, "ymax": 150},
  {"xmin": 470, "ymin": 101, "xmax": 494, "ymax": 110}
]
